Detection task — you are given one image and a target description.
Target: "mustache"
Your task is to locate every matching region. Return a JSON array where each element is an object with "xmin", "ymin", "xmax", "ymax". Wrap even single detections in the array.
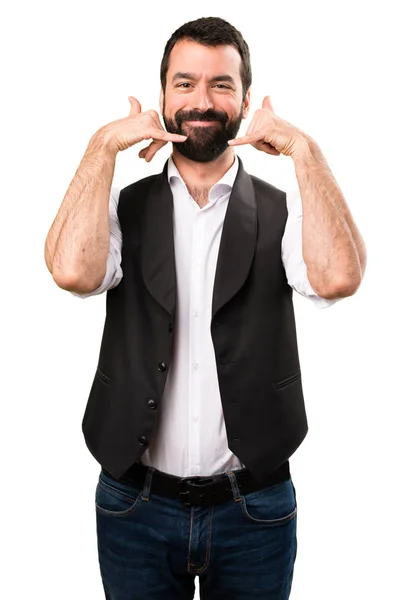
[{"xmin": 174, "ymin": 108, "xmax": 228, "ymax": 127}]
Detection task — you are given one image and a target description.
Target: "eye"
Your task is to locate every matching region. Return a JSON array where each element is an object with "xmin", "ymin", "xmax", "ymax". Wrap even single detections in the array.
[
  {"xmin": 177, "ymin": 82, "xmax": 192, "ymax": 88},
  {"xmin": 214, "ymin": 84, "xmax": 230, "ymax": 89}
]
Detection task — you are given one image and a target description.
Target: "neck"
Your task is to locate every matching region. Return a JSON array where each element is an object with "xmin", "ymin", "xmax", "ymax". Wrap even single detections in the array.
[{"xmin": 171, "ymin": 147, "xmax": 236, "ymax": 190}]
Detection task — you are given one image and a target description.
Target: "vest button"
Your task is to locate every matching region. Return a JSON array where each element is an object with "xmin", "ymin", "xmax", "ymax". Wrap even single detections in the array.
[
  {"xmin": 138, "ymin": 435, "xmax": 148, "ymax": 446},
  {"xmin": 158, "ymin": 362, "xmax": 167, "ymax": 372},
  {"xmin": 147, "ymin": 399, "xmax": 157, "ymax": 409},
  {"xmin": 168, "ymin": 323, "xmax": 173, "ymax": 333}
]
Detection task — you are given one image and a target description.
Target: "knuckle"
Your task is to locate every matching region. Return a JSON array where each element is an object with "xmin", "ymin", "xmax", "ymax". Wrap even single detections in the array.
[{"xmin": 144, "ymin": 110, "xmax": 158, "ymax": 122}]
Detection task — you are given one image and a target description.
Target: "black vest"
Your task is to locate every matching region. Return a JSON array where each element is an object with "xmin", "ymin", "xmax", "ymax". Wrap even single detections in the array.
[{"xmin": 81, "ymin": 158, "xmax": 308, "ymax": 486}]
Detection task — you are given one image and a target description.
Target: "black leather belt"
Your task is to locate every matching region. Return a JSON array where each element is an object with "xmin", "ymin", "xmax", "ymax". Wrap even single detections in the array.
[{"xmin": 102, "ymin": 460, "xmax": 290, "ymax": 507}]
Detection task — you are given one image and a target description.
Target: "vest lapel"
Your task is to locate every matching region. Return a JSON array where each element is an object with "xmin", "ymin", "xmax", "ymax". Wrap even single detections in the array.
[
  {"xmin": 212, "ymin": 158, "xmax": 257, "ymax": 319},
  {"xmin": 140, "ymin": 158, "xmax": 257, "ymax": 321},
  {"xmin": 140, "ymin": 161, "xmax": 176, "ymax": 318}
]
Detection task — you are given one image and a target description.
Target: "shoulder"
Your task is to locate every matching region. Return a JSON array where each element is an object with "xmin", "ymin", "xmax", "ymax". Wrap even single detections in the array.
[
  {"xmin": 119, "ymin": 173, "xmax": 161, "ymax": 198},
  {"xmin": 249, "ymin": 173, "xmax": 286, "ymax": 201},
  {"xmin": 116, "ymin": 173, "xmax": 162, "ymax": 219},
  {"xmin": 247, "ymin": 174, "xmax": 287, "ymax": 218}
]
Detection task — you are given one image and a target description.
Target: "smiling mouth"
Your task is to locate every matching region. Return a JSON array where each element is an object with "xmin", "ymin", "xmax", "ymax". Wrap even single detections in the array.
[{"xmin": 185, "ymin": 120, "xmax": 219, "ymax": 126}]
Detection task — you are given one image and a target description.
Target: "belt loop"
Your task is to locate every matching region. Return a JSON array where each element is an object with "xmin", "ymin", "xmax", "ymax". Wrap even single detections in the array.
[
  {"xmin": 141, "ymin": 466, "xmax": 156, "ymax": 501},
  {"xmin": 226, "ymin": 471, "xmax": 243, "ymax": 503}
]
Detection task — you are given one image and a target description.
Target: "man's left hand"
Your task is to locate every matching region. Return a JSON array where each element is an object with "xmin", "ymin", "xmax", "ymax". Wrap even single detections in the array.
[{"xmin": 228, "ymin": 96, "xmax": 308, "ymax": 158}]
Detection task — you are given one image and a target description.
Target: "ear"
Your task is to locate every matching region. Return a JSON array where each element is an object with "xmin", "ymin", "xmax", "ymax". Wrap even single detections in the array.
[
  {"xmin": 159, "ymin": 87, "xmax": 164, "ymax": 114},
  {"xmin": 242, "ymin": 88, "xmax": 251, "ymax": 119}
]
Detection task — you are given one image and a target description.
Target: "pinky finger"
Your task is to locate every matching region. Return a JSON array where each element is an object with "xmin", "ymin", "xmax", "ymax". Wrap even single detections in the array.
[{"xmin": 228, "ymin": 134, "xmax": 259, "ymax": 146}]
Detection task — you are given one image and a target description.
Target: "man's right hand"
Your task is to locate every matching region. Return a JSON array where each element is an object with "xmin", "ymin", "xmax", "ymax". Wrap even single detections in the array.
[{"xmin": 93, "ymin": 96, "xmax": 187, "ymax": 160}]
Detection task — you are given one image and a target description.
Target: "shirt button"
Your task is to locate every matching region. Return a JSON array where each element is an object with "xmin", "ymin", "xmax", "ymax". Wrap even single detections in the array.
[
  {"xmin": 192, "ymin": 362, "xmax": 199, "ymax": 371},
  {"xmin": 191, "ymin": 467, "xmax": 199, "ymax": 475},
  {"xmin": 158, "ymin": 362, "xmax": 167, "ymax": 372},
  {"xmin": 192, "ymin": 311, "xmax": 199, "ymax": 318},
  {"xmin": 192, "ymin": 416, "xmax": 199, "ymax": 422}
]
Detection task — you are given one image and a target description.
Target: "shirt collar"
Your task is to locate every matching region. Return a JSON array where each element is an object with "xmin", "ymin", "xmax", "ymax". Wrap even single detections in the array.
[{"xmin": 167, "ymin": 154, "xmax": 239, "ymax": 204}]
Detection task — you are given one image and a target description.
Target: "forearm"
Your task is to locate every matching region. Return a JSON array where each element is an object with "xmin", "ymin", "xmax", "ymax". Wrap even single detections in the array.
[
  {"xmin": 292, "ymin": 137, "xmax": 366, "ymax": 297},
  {"xmin": 45, "ymin": 133, "xmax": 117, "ymax": 290}
]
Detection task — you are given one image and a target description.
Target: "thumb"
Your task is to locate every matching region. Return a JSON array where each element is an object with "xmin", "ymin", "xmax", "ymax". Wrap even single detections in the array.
[
  {"xmin": 262, "ymin": 95, "xmax": 274, "ymax": 112},
  {"xmin": 128, "ymin": 96, "xmax": 142, "ymax": 116}
]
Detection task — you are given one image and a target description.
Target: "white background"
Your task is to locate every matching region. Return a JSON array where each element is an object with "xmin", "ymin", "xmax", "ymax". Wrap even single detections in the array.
[{"xmin": 1, "ymin": 0, "xmax": 403, "ymax": 598}]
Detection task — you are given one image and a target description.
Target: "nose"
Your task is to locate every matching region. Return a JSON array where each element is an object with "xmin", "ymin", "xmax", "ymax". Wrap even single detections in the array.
[{"xmin": 191, "ymin": 86, "xmax": 214, "ymax": 112}]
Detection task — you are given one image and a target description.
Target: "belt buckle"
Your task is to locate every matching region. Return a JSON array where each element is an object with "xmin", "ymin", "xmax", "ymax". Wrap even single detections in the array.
[{"xmin": 178, "ymin": 476, "xmax": 216, "ymax": 506}]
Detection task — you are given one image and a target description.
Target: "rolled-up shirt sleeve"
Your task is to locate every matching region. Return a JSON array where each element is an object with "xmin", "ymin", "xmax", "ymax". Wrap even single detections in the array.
[
  {"xmin": 282, "ymin": 188, "xmax": 340, "ymax": 309},
  {"xmin": 70, "ymin": 186, "xmax": 123, "ymax": 299}
]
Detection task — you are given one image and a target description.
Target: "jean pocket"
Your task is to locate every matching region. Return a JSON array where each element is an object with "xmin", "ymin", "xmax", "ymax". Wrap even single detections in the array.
[
  {"xmin": 239, "ymin": 478, "xmax": 297, "ymax": 525},
  {"xmin": 95, "ymin": 471, "xmax": 143, "ymax": 517}
]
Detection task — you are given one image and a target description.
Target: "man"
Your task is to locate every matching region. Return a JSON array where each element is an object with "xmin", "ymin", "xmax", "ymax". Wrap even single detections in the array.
[{"xmin": 45, "ymin": 16, "xmax": 366, "ymax": 600}]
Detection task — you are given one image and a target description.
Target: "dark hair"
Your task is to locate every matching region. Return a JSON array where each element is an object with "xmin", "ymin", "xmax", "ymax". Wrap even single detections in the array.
[{"xmin": 160, "ymin": 17, "xmax": 252, "ymax": 98}]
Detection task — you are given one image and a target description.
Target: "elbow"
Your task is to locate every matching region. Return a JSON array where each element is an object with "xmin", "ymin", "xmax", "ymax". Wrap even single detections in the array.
[
  {"xmin": 52, "ymin": 270, "xmax": 81, "ymax": 292},
  {"xmin": 52, "ymin": 269, "xmax": 104, "ymax": 294},
  {"xmin": 322, "ymin": 275, "xmax": 364, "ymax": 299},
  {"xmin": 307, "ymin": 269, "xmax": 364, "ymax": 300}
]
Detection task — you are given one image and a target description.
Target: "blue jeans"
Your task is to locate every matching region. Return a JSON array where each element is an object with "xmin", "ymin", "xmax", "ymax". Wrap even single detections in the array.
[{"xmin": 95, "ymin": 466, "xmax": 298, "ymax": 599}]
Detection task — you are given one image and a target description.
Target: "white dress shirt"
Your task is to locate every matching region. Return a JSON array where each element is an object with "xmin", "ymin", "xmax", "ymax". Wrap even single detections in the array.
[{"xmin": 72, "ymin": 155, "xmax": 339, "ymax": 477}]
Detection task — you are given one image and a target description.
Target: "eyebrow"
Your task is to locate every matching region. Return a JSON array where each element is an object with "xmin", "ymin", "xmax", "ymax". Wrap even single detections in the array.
[{"xmin": 172, "ymin": 72, "xmax": 236, "ymax": 85}]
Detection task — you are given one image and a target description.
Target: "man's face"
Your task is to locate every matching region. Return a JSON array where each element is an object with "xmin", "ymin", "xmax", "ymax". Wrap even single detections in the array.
[{"xmin": 161, "ymin": 40, "xmax": 250, "ymax": 163}]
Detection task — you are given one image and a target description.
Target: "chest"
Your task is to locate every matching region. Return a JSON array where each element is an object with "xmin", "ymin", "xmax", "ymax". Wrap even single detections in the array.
[{"xmin": 172, "ymin": 193, "xmax": 229, "ymax": 288}]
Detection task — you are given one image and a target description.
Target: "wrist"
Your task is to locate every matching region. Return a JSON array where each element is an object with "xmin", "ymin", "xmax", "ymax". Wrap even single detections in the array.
[
  {"xmin": 291, "ymin": 135, "xmax": 322, "ymax": 166},
  {"xmin": 89, "ymin": 129, "xmax": 118, "ymax": 160}
]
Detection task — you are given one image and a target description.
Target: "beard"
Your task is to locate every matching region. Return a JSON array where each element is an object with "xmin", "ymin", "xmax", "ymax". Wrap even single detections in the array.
[{"xmin": 162, "ymin": 98, "xmax": 244, "ymax": 163}]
